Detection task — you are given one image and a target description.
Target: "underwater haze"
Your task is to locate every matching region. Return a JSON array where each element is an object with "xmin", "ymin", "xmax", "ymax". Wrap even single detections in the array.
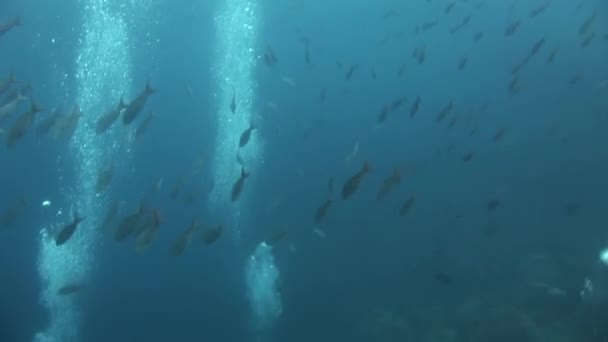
[{"xmin": 1, "ymin": 0, "xmax": 608, "ymax": 341}]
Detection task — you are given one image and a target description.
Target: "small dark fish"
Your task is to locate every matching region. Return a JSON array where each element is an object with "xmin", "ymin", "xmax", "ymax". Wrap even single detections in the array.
[
  {"xmin": 345, "ymin": 64, "xmax": 358, "ymax": 80},
  {"xmin": 397, "ymin": 63, "xmax": 407, "ymax": 77},
  {"xmin": 504, "ymin": 19, "xmax": 521, "ymax": 37},
  {"xmin": 410, "ymin": 96, "xmax": 420, "ymax": 118},
  {"xmin": 579, "ymin": 11, "xmax": 596, "ymax": 36},
  {"xmin": 581, "ymin": 32, "xmax": 595, "ymax": 48},
  {"xmin": 487, "ymin": 198, "xmax": 500, "ymax": 211},
  {"xmin": 57, "ymin": 284, "xmax": 83, "ymax": 296},
  {"xmin": 564, "ymin": 202, "xmax": 581, "ymax": 215},
  {"xmin": 55, "ymin": 214, "xmax": 86, "ymax": 246},
  {"xmin": 231, "ymin": 167, "xmax": 250, "ymax": 202},
  {"xmin": 399, "ymin": 195, "xmax": 416, "ymax": 216},
  {"xmin": 170, "ymin": 218, "xmax": 199, "ymax": 256},
  {"xmin": 449, "ymin": 14, "xmax": 472, "ymax": 34},
  {"xmin": 0, "ymin": 16, "xmax": 21, "ymax": 38},
  {"xmin": 314, "ymin": 199, "xmax": 332, "ymax": 223},
  {"xmin": 36, "ymin": 107, "xmax": 62, "ymax": 136},
  {"xmin": 376, "ymin": 168, "xmax": 402, "ymax": 200},
  {"xmin": 95, "ymin": 162, "xmax": 113, "ymax": 194},
  {"xmin": 304, "ymin": 44, "xmax": 311, "ymax": 65},
  {"xmin": 96, "ymin": 97, "xmax": 126, "ymax": 134},
  {"xmin": 435, "ymin": 101, "xmax": 453, "ymax": 123},
  {"xmin": 529, "ymin": 1, "xmax": 551, "ymax": 18},
  {"xmin": 493, "ymin": 127, "xmax": 507, "ymax": 143},
  {"xmin": 508, "ymin": 77, "xmax": 521, "ymax": 95},
  {"xmin": 444, "ymin": 2, "xmax": 455, "ymax": 14},
  {"xmin": 382, "ymin": 9, "xmax": 399, "ymax": 19},
  {"xmin": 319, "ymin": 88, "xmax": 326, "ymax": 103},
  {"xmin": 114, "ymin": 205, "xmax": 147, "ymax": 242},
  {"xmin": 6, "ymin": 101, "xmax": 42, "ymax": 148},
  {"xmin": 421, "ymin": 20, "xmax": 439, "ymax": 33},
  {"xmin": 230, "ymin": 86, "xmax": 237, "ymax": 114},
  {"xmin": 123, "ymin": 81, "xmax": 155, "ymax": 125},
  {"xmin": 546, "ymin": 47, "xmax": 559, "ymax": 63},
  {"xmin": 238, "ymin": 122, "xmax": 256, "ymax": 148},
  {"xmin": 377, "ymin": 105, "xmax": 390, "ymax": 123},
  {"xmin": 202, "ymin": 225, "xmax": 224, "ymax": 245},
  {"xmin": 390, "ymin": 96, "xmax": 407, "ymax": 111},
  {"xmin": 263, "ymin": 45, "xmax": 278, "ymax": 66},
  {"xmin": 434, "ymin": 271, "xmax": 454, "ymax": 285},
  {"xmin": 265, "ymin": 227, "xmax": 287, "ymax": 246},
  {"xmin": 341, "ymin": 162, "xmax": 373, "ymax": 200},
  {"xmin": 458, "ymin": 57, "xmax": 468, "ymax": 70},
  {"xmin": 473, "ymin": 31, "xmax": 484, "ymax": 42},
  {"xmin": 463, "ymin": 152, "xmax": 474, "ymax": 162},
  {"xmin": 370, "ymin": 68, "xmax": 377, "ymax": 80}
]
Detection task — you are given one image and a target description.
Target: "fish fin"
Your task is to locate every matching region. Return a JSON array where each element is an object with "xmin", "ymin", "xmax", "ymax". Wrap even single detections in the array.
[{"xmin": 241, "ymin": 167, "xmax": 250, "ymax": 178}]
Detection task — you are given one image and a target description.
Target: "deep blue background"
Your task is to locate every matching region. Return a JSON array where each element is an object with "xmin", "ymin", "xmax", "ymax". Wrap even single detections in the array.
[{"xmin": 1, "ymin": 0, "xmax": 608, "ymax": 341}]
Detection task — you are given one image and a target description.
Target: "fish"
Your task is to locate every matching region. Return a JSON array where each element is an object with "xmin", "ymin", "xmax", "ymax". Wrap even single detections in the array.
[
  {"xmin": 399, "ymin": 195, "xmax": 416, "ymax": 216},
  {"xmin": 493, "ymin": 127, "xmax": 507, "ymax": 143},
  {"xmin": 134, "ymin": 111, "xmax": 155, "ymax": 140},
  {"xmin": 231, "ymin": 167, "xmax": 250, "ymax": 202},
  {"xmin": 0, "ymin": 90, "xmax": 26, "ymax": 124},
  {"xmin": 409, "ymin": 96, "xmax": 420, "ymax": 118},
  {"xmin": 579, "ymin": 11, "xmax": 596, "ymax": 36},
  {"xmin": 95, "ymin": 97, "xmax": 126, "ymax": 134},
  {"xmin": 0, "ymin": 16, "xmax": 21, "ymax": 38},
  {"xmin": 473, "ymin": 31, "xmax": 484, "ymax": 42},
  {"xmin": 238, "ymin": 122, "xmax": 256, "ymax": 148},
  {"xmin": 55, "ymin": 213, "xmax": 86, "ymax": 246},
  {"xmin": 345, "ymin": 64, "xmax": 358, "ymax": 80},
  {"xmin": 123, "ymin": 81, "xmax": 155, "ymax": 125},
  {"xmin": 529, "ymin": 1, "xmax": 551, "ymax": 18},
  {"xmin": 581, "ymin": 32, "xmax": 595, "ymax": 48},
  {"xmin": 487, "ymin": 198, "xmax": 500, "ymax": 211},
  {"xmin": 36, "ymin": 107, "xmax": 62, "ymax": 136},
  {"xmin": 319, "ymin": 88, "xmax": 326, "ymax": 103},
  {"xmin": 546, "ymin": 47, "xmax": 559, "ymax": 63},
  {"xmin": 314, "ymin": 199, "xmax": 332, "ymax": 223},
  {"xmin": 444, "ymin": 2, "xmax": 456, "ymax": 14},
  {"xmin": 263, "ymin": 45, "xmax": 278, "ymax": 66},
  {"xmin": 135, "ymin": 209, "xmax": 163, "ymax": 254},
  {"xmin": 376, "ymin": 168, "xmax": 402, "ymax": 200},
  {"xmin": 449, "ymin": 14, "xmax": 472, "ymax": 34},
  {"xmin": 463, "ymin": 152, "xmax": 474, "ymax": 162},
  {"xmin": 390, "ymin": 96, "xmax": 407, "ymax": 111},
  {"xmin": 458, "ymin": 57, "xmax": 468, "ymax": 70},
  {"xmin": 202, "ymin": 225, "xmax": 224, "ymax": 245},
  {"xmin": 95, "ymin": 162, "xmax": 113, "ymax": 194},
  {"xmin": 434, "ymin": 271, "xmax": 454, "ymax": 285},
  {"xmin": 230, "ymin": 86, "xmax": 237, "ymax": 114},
  {"xmin": 57, "ymin": 284, "xmax": 83, "ymax": 296},
  {"xmin": 504, "ymin": 19, "xmax": 521, "ymax": 37},
  {"xmin": 52, "ymin": 104, "xmax": 82, "ymax": 141},
  {"xmin": 6, "ymin": 100, "xmax": 42, "ymax": 148},
  {"xmin": 114, "ymin": 205, "xmax": 147, "ymax": 242},
  {"xmin": 170, "ymin": 217, "xmax": 200, "ymax": 256},
  {"xmin": 0, "ymin": 72, "xmax": 15, "ymax": 96},
  {"xmin": 435, "ymin": 101, "xmax": 453, "ymax": 123},
  {"xmin": 377, "ymin": 105, "xmax": 390, "ymax": 124},
  {"xmin": 341, "ymin": 162, "xmax": 373, "ymax": 200}
]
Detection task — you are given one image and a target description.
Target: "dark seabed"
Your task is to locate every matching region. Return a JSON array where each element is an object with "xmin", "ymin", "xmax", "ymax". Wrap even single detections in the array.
[{"xmin": 1, "ymin": 0, "xmax": 608, "ymax": 341}]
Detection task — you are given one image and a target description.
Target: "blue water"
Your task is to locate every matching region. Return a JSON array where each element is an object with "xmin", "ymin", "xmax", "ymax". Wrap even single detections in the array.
[{"xmin": 1, "ymin": 0, "xmax": 608, "ymax": 341}]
